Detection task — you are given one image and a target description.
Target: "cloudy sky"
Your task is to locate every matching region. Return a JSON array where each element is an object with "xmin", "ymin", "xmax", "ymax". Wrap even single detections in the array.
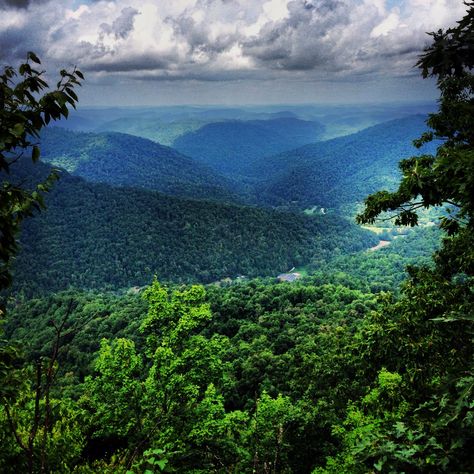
[{"xmin": 0, "ymin": 0, "xmax": 468, "ymax": 105}]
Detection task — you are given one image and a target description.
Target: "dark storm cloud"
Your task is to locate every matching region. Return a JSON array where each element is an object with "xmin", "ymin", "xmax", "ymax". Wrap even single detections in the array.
[
  {"xmin": 243, "ymin": 0, "xmax": 349, "ymax": 72},
  {"xmin": 0, "ymin": 11, "xmax": 47, "ymax": 61},
  {"xmin": 0, "ymin": 0, "xmax": 469, "ymax": 91},
  {"xmin": 0, "ymin": 0, "xmax": 47, "ymax": 8},
  {"xmin": 84, "ymin": 53, "xmax": 173, "ymax": 73}
]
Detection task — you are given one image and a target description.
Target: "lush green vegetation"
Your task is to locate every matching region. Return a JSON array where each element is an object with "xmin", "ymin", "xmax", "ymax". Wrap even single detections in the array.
[
  {"xmin": 10, "ymin": 158, "xmax": 377, "ymax": 296},
  {"xmin": 0, "ymin": 53, "xmax": 83, "ymax": 292},
  {"xmin": 3, "ymin": 233, "xmax": 470, "ymax": 472},
  {"xmin": 3, "ymin": 280, "xmax": 378, "ymax": 472},
  {"xmin": 309, "ymin": 225, "xmax": 441, "ymax": 293}
]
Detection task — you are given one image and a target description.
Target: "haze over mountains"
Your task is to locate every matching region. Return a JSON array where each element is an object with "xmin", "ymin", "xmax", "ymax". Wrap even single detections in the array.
[
  {"xmin": 50, "ymin": 102, "xmax": 436, "ymax": 141},
  {"xmin": 172, "ymin": 117, "xmax": 325, "ymax": 176},
  {"xmin": 42, "ymin": 105, "xmax": 437, "ymax": 211}
]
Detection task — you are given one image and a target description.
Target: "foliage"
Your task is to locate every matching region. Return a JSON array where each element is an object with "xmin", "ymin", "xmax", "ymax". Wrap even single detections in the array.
[
  {"xmin": 2, "ymin": 9, "xmax": 474, "ymax": 472},
  {"xmin": 74, "ymin": 281, "xmax": 251, "ymax": 471},
  {"xmin": 321, "ymin": 5, "xmax": 474, "ymax": 472},
  {"xmin": 4, "ymin": 276, "xmax": 381, "ymax": 472},
  {"xmin": 0, "ymin": 54, "xmax": 83, "ymax": 473},
  {"xmin": 0, "ymin": 52, "xmax": 82, "ymax": 292},
  {"xmin": 356, "ymin": 5, "xmax": 474, "ymax": 237}
]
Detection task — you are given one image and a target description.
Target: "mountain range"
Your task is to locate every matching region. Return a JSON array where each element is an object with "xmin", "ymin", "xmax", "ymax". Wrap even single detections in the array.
[
  {"xmin": 11, "ymin": 158, "xmax": 376, "ymax": 295},
  {"xmin": 7, "ymin": 110, "xmax": 436, "ymax": 294},
  {"xmin": 172, "ymin": 117, "xmax": 325, "ymax": 176}
]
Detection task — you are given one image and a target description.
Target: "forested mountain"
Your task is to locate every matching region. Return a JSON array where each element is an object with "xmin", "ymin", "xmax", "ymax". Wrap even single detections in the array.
[
  {"xmin": 13, "ymin": 114, "xmax": 439, "ymax": 299},
  {"xmin": 172, "ymin": 117, "xmax": 325, "ymax": 176},
  {"xmin": 10, "ymin": 159, "xmax": 376, "ymax": 295},
  {"xmin": 42, "ymin": 114, "xmax": 439, "ymax": 214},
  {"xmin": 39, "ymin": 127, "xmax": 240, "ymax": 202},
  {"xmin": 251, "ymin": 115, "xmax": 439, "ymax": 209}
]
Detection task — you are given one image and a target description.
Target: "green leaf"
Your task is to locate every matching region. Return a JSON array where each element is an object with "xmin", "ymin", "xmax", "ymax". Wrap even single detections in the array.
[
  {"xmin": 374, "ymin": 459, "xmax": 384, "ymax": 471},
  {"xmin": 150, "ymin": 448, "xmax": 165, "ymax": 455},
  {"xmin": 157, "ymin": 460, "xmax": 168, "ymax": 470},
  {"xmin": 27, "ymin": 51, "xmax": 41, "ymax": 64},
  {"xmin": 11, "ymin": 123, "xmax": 24, "ymax": 138},
  {"xmin": 65, "ymin": 87, "xmax": 78, "ymax": 101}
]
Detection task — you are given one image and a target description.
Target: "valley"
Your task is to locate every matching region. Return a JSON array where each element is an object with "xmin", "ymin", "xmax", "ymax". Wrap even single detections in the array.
[
  {"xmin": 7, "ymin": 103, "xmax": 440, "ymax": 296},
  {"xmin": 1, "ymin": 99, "xmax": 467, "ymax": 474}
]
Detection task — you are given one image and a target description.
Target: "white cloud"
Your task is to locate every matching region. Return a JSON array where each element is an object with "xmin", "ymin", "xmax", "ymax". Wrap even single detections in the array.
[
  {"xmin": 0, "ymin": 0, "xmax": 468, "ymax": 86},
  {"xmin": 371, "ymin": 11, "xmax": 400, "ymax": 37}
]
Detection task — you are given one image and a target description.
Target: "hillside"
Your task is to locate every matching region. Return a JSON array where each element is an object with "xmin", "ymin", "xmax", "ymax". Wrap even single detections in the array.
[
  {"xmin": 40, "ymin": 116, "xmax": 436, "ymax": 213},
  {"xmin": 39, "ymin": 127, "xmax": 240, "ymax": 202},
  {"xmin": 11, "ymin": 159, "xmax": 377, "ymax": 296},
  {"xmin": 250, "ymin": 115, "xmax": 438, "ymax": 210},
  {"xmin": 172, "ymin": 117, "xmax": 325, "ymax": 176}
]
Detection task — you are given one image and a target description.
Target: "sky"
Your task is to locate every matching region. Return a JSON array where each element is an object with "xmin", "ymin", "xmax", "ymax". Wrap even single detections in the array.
[{"xmin": 0, "ymin": 0, "xmax": 469, "ymax": 106}]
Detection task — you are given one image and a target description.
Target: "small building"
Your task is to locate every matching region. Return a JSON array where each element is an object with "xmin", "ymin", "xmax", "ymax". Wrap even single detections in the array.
[
  {"xmin": 127, "ymin": 286, "xmax": 142, "ymax": 294},
  {"xmin": 277, "ymin": 272, "xmax": 302, "ymax": 283}
]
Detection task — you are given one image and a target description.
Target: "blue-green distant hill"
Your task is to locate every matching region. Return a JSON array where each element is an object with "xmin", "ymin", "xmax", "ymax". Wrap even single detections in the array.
[
  {"xmin": 39, "ymin": 127, "xmax": 240, "ymax": 203},
  {"xmin": 41, "ymin": 115, "xmax": 437, "ymax": 212},
  {"xmin": 172, "ymin": 117, "xmax": 325, "ymax": 176},
  {"xmin": 249, "ymin": 115, "xmax": 438, "ymax": 210}
]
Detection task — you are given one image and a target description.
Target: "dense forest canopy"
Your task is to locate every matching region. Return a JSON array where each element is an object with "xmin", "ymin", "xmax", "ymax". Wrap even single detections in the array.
[
  {"xmin": 0, "ymin": 4, "xmax": 473, "ymax": 473},
  {"xmin": 12, "ymin": 157, "xmax": 378, "ymax": 295}
]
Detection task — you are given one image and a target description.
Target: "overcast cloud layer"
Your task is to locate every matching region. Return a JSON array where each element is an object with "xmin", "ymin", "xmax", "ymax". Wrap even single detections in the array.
[{"xmin": 0, "ymin": 0, "xmax": 468, "ymax": 104}]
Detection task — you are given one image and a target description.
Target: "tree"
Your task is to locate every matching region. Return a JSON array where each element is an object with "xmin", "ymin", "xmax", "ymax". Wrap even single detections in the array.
[
  {"xmin": 140, "ymin": 280, "xmax": 238, "ymax": 469},
  {"xmin": 0, "ymin": 301, "xmax": 86, "ymax": 473},
  {"xmin": 356, "ymin": 3, "xmax": 473, "ymax": 256},
  {"xmin": 80, "ymin": 280, "xmax": 248, "ymax": 471},
  {"xmin": 0, "ymin": 52, "xmax": 83, "ymax": 293},
  {"xmin": 0, "ymin": 54, "xmax": 83, "ymax": 473},
  {"xmin": 321, "ymin": 5, "xmax": 474, "ymax": 472}
]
